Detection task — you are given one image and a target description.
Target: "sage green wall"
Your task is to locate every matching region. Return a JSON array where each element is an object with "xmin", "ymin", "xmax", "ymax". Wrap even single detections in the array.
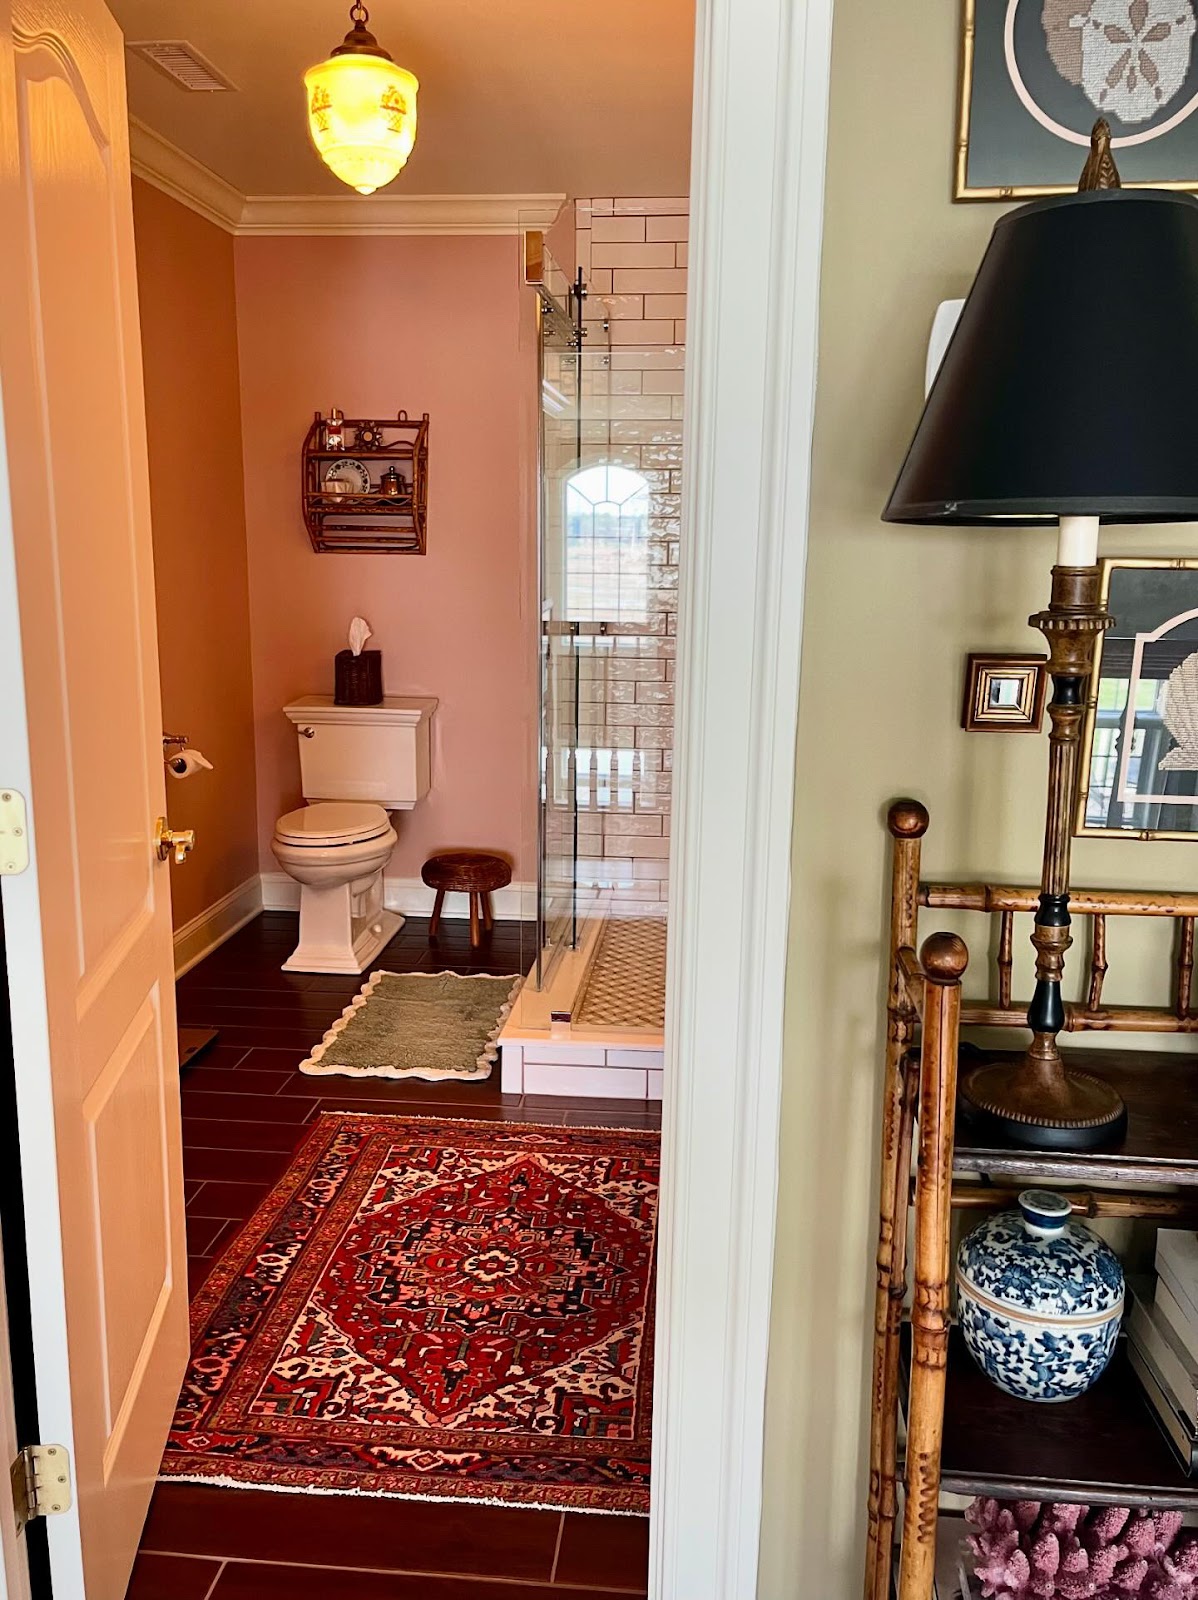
[{"xmin": 759, "ymin": 0, "xmax": 1198, "ymax": 1593}]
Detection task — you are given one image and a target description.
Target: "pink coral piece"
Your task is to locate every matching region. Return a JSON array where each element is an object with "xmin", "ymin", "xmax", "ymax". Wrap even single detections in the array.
[{"xmin": 965, "ymin": 1499, "xmax": 1198, "ymax": 1599}]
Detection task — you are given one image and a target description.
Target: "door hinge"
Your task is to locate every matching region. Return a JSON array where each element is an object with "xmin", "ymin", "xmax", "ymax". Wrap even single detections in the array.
[
  {"xmin": 0, "ymin": 789, "xmax": 29, "ymax": 876},
  {"xmin": 10, "ymin": 1443, "xmax": 71, "ymax": 1532}
]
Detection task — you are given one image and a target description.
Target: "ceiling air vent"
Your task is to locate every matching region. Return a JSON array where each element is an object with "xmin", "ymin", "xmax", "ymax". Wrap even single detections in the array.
[{"xmin": 126, "ymin": 41, "xmax": 236, "ymax": 93}]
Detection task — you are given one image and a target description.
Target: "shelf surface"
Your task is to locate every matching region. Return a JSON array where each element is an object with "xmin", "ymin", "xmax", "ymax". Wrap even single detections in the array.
[
  {"xmin": 903, "ymin": 1327, "xmax": 1198, "ymax": 1509},
  {"xmin": 954, "ymin": 1047, "xmax": 1198, "ymax": 1187}
]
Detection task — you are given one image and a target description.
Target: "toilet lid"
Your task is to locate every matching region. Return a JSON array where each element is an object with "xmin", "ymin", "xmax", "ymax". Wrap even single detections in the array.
[{"xmin": 274, "ymin": 802, "xmax": 391, "ymax": 846}]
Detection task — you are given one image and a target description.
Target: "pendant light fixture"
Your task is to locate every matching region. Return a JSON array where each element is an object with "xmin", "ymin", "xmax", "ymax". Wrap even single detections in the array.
[{"xmin": 304, "ymin": 2, "xmax": 418, "ymax": 196}]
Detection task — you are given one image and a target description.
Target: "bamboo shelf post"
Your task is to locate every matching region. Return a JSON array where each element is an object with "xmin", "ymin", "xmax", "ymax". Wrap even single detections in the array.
[
  {"xmin": 897, "ymin": 934, "xmax": 967, "ymax": 1600},
  {"xmin": 865, "ymin": 800, "xmax": 928, "ymax": 1600}
]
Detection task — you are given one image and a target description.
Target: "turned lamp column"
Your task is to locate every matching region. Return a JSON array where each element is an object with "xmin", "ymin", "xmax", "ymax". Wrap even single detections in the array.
[{"xmin": 960, "ymin": 518, "xmax": 1126, "ymax": 1144}]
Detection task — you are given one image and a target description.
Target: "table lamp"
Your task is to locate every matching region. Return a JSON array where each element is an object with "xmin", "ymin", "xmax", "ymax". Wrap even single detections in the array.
[{"xmin": 883, "ymin": 122, "xmax": 1198, "ymax": 1150}]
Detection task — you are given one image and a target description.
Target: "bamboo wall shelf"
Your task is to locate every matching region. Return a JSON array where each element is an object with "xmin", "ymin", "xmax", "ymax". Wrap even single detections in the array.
[
  {"xmin": 865, "ymin": 800, "xmax": 1198, "ymax": 1600},
  {"xmin": 301, "ymin": 411, "xmax": 429, "ymax": 554}
]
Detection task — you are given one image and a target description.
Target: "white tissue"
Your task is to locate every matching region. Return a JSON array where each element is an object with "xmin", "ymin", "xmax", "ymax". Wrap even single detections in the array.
[
  {"xmin": 348, "ymin": 616, "xmax": 373, "ymax": 657},
  {"xmin": 167, "ymin": 748, "xmax": 213, "ymax": 780}
]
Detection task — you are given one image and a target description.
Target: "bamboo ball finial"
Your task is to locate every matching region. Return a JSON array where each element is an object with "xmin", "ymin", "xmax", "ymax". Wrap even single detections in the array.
[
  {"xmin": 921, "ymin": 932, "xmax": 968, "ymax": 984},
  {"xmin": 888, "ymin": 799, "xmax": 930, "ymax": 839}
]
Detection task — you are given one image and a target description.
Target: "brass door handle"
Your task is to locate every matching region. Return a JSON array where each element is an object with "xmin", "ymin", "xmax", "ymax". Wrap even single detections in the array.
[{"xmin": 154, "ymin": 818, "xmax": 196, "ymax": 865}]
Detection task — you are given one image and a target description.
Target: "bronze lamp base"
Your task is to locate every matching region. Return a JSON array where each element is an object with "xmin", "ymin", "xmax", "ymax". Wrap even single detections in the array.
[{"xmin": 961, "ymin": 1052, "xmax": 1126, "ymax": 1151}]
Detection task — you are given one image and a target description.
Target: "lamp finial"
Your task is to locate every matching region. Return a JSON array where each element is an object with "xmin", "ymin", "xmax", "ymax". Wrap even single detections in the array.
[{"xmin": 1078, "ymin": 119, "xmax": 1122, "ymax": 192}]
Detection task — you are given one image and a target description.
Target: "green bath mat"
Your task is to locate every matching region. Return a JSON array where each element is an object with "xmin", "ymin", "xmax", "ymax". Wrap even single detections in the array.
[{"xmin": 299, "ymin": 970, "xmax": 522, "ymax": 1083}]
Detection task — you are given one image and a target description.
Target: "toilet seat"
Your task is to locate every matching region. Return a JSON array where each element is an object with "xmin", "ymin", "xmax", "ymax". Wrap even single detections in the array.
[{"xmin": 274, "ymin": 801, "xmax": 391, "ymax": 848}]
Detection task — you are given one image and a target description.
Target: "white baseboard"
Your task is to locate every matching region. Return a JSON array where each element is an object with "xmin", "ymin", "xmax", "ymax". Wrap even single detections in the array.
[
  {"xmin": 259, "ymin": 872, "xmax": 537, "ymax": 922},
  {"xmin": 173, "ymin": 875, "xmax": 264, "ymax": 977}
]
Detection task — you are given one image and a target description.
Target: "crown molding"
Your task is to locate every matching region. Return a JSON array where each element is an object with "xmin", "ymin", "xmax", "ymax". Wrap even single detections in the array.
[
  {"xmin": 236, "ymin": 192, "xmax": 565, "ymax": 236},
  {"xmin": 129, "ymin": 117, "xmax": 244, "ymax": 232},
  {"xmin": 128, "ymin": 119, "xmax": 564, "ymax": 238}
]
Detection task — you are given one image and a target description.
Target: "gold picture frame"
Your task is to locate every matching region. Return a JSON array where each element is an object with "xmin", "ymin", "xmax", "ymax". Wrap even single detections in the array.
[
  {"xmin": 956, "ymin": 0, "xmax": 1198, "ymax": 202},
  {"xmin": 1076, "ymin": 558, "xmax": 1198, "ymax": 841}
]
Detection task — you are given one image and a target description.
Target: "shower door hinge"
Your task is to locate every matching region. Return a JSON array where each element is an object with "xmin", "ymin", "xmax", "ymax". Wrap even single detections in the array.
[{"xmin": 11, "ymin": 1443, "xmax": 72, "ymax": 1532}]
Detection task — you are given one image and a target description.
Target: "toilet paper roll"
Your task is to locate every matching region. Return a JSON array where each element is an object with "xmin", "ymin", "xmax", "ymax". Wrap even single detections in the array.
[{"xmin": 166, "ymin": 748, "xmax": 213, "ymax": 780}]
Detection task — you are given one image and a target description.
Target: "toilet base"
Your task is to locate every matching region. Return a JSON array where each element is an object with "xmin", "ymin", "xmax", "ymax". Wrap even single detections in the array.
[{"xmin": 281, "ymin": 872, "xmax": 403, "ymax": 975}]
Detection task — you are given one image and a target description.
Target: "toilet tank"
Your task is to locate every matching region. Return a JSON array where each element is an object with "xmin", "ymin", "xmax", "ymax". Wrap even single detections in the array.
[{"xmin": 283, "ymin": 695, "xmax": 436, "ymax": 809}]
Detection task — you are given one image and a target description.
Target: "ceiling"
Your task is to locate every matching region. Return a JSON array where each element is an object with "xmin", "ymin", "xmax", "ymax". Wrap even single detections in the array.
[{"xmin": 106, "ymin": 0, "xmax": 695, "ymax": 199}]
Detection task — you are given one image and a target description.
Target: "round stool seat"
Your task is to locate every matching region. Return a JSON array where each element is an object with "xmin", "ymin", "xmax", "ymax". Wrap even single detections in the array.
[
  {"xmin": 421, "ymin": 851, "xmax": 512, "ymax": 894},
  {"xmin": 421, "ymin": 852, "xmax": 511, "ymax": 946}
]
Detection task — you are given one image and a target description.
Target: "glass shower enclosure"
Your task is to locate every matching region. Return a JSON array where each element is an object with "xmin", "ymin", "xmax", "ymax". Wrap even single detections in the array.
[{"xmin": 525, "ymin": 229, "xmax": 671, "ymax": 1004}]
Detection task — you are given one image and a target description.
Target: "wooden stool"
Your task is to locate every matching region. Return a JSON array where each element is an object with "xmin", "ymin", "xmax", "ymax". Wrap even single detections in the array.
[{"xmin": 421, "ymin": 851, "xmax": 512, "ymax": 948}]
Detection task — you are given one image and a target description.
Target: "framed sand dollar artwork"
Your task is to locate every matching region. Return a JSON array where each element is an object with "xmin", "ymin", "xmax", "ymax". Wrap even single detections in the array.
[
  {"xmin": 958, "ymin": 0, "xmax": 1198, "ymax": 198},
  {"xmin": 1076, "ymin": 559, "xmax": 1198, "ymax": 839}
]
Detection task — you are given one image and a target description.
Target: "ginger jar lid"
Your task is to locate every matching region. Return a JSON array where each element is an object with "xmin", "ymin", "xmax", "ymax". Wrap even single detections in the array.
[{"xmin": 956, "ymin": 1189, "xmax": 1124, "ymax": 1323}]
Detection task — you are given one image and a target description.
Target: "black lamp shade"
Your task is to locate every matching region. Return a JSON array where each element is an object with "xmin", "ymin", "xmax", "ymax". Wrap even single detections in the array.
[{"xmin": 883, "ymin": 190, "xmax": 1198, "ymax": 526}]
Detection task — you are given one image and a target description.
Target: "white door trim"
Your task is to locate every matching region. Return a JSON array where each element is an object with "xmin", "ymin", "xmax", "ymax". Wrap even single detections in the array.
[{"xmin": 651, "ymin": 0, "xmax": 834, "ymax": 1593}]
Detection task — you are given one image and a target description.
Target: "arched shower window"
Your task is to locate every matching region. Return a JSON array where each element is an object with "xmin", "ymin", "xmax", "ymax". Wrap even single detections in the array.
[{"xmin": 564, "ymin": 463, "xmax": 651, "ymax": 624}]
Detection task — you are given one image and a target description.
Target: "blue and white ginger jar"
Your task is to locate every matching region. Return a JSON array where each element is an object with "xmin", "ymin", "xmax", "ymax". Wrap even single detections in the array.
[{"xmin": 956, "ymin": 1189, "xmax": 1124, "ymax": 1402}]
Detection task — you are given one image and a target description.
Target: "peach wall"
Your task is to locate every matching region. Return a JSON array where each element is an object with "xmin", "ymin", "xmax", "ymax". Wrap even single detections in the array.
[
  {"xmin": 132, "ymin": 179, "xmax": 259, "ymax": 933},
  {"xmin": 233, "ymin": 235, "xmax": 537, "ymax": 886}
]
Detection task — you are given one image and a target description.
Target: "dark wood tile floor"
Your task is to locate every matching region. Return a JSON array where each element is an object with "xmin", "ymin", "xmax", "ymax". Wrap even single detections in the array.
[{"xmin": 127, "ymin": 912, "xmax": 657, "ymax": 1600}]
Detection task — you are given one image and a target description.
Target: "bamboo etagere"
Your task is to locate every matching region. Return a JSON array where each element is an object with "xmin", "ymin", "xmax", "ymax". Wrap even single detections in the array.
[
  {"xmin": 301, "ymin": 411, "xmax": 429, "ymax": 554},
  {"xmin": 866, "ymin": 799, "xmax": 1198, "ymax": 1600}
]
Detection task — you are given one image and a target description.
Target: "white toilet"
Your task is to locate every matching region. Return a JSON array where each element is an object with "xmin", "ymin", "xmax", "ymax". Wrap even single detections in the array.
[{"xmin": 272, "ymin": 695, "xmax": 436, "ymax": 974}]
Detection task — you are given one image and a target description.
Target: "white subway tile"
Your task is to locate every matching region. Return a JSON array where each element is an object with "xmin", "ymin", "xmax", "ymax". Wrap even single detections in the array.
[
  {"xmin": 607, "ymin": 1049, "xmax": 665, "ymax": 1069},
  {"xmin": 613, "ymin": 267, "xmax": 689, "ymax": 293},
  {"xmin": 523, "ymin": 1044, "xmax": 608, "ymax": 1066},
  {"xmin": 644, "ymin": 293, "xmax": 688, "ymax": 319},
  {"xmin": 591, "ymin": 198, "xmax": 614, "ymax": 215},
  {"xmin": 587, "ymin": 293, "xmax": 644, "ymax": 321},
  {"xmin": 499, "ymin": 1046, "xmax": 524, "ymax": 1093},
  {"xmin": 642, "ymin": 369, "xmax": 685, "ymax": 394},
  {"xmin": 632, "ymin": 858, "xmax": 672, "ymax": 880},
  {"xmin": 589, "ymin": 268, "xmax": 613, "ymax": 293},
  {"xmin": 603, "ymin": 811, "xmax": 665, "ymax": 834},
  {"xmin": 591, "ymin": 242, "xmax": 678, "ymax": 269},
  {"xmin": 523, "ymin": 1064, "xmax": 649, "ymax": 1099},
  {"xmin": 648, "ymin": 1070, "xmax": 664, "ymax": 1101},
  {"xmin": 646, "ymin": 214, "xmax": 689, "ymax": 242},
  {"xmin": 575, "ymin": 229, "xmax": 591, "ymax": 270},
  {"xmin": 612, "ymin": 196, "xmax": 689, "ymax": 215},
  {"xmin": 676, "ymin": 243, "xmax": 689, "ymax": 268},
  {"xmin": 607, "ymin": 320, "xmax": 677, "ymax": 346},
  {"xmin": 610, "ymin": 419, "xmax": 683, "ymax": 445},
  {"xmin": 611, "ymin": 347, "xmax": 684, "ymax": 370},
  {"xmin": 674, "ymin": 319, "xmax": 687, "ymax": 342},
  {"xmin": 608, "ymin": 395, "xmax": 673, "ymax": 420},
  {"xmin": 592, "ymin": 216, "xmax": 647, "ymax": 243}
]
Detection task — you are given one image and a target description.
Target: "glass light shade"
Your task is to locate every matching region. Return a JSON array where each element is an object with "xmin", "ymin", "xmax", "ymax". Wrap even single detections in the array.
[{"xmin": 304, "ymin": 52, "xmax": 418, "ymax": 195}]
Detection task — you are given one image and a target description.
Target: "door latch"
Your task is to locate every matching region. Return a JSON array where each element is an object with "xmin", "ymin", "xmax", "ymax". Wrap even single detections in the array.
[
  {"xmin": 154, "ymin": 817, "xmax": 196, "ymax": 864},
  {"xmin": 10, "ymin": 1443, "xmax": 71, "ymax": 1532}
]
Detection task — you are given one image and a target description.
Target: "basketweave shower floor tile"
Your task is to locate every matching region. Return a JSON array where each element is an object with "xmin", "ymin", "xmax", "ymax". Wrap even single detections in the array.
[{"xmin": 575, "ymin": 917, "xmax": 667, "ymax": 1031}]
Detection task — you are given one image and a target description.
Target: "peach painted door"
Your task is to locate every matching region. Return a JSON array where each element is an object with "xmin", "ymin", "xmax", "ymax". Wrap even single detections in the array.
[{"xmin": 0, "ymin": 0, "xmax": 188, "ymax": 1596}]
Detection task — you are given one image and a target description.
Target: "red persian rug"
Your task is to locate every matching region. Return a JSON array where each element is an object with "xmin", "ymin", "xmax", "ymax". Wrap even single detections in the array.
[{"xmin": 163, "ymin": 1113, "xmax": 658, "ymax": 1512}]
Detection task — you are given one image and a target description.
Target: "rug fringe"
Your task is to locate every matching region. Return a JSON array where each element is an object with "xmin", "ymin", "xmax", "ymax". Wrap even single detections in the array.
[
  {"xmin": 157, "ymin": 1470, "xmax": 648, "ymax": 1516},
  {"xmin": 311, "ymin": 1108, "xmax": 660, "ymax": 1136}
]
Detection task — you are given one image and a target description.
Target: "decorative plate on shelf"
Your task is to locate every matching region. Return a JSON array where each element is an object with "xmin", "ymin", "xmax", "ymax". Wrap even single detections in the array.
[{"xmin": 323, "ymin": 458, "xmax": 371, "ymax": 494}]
